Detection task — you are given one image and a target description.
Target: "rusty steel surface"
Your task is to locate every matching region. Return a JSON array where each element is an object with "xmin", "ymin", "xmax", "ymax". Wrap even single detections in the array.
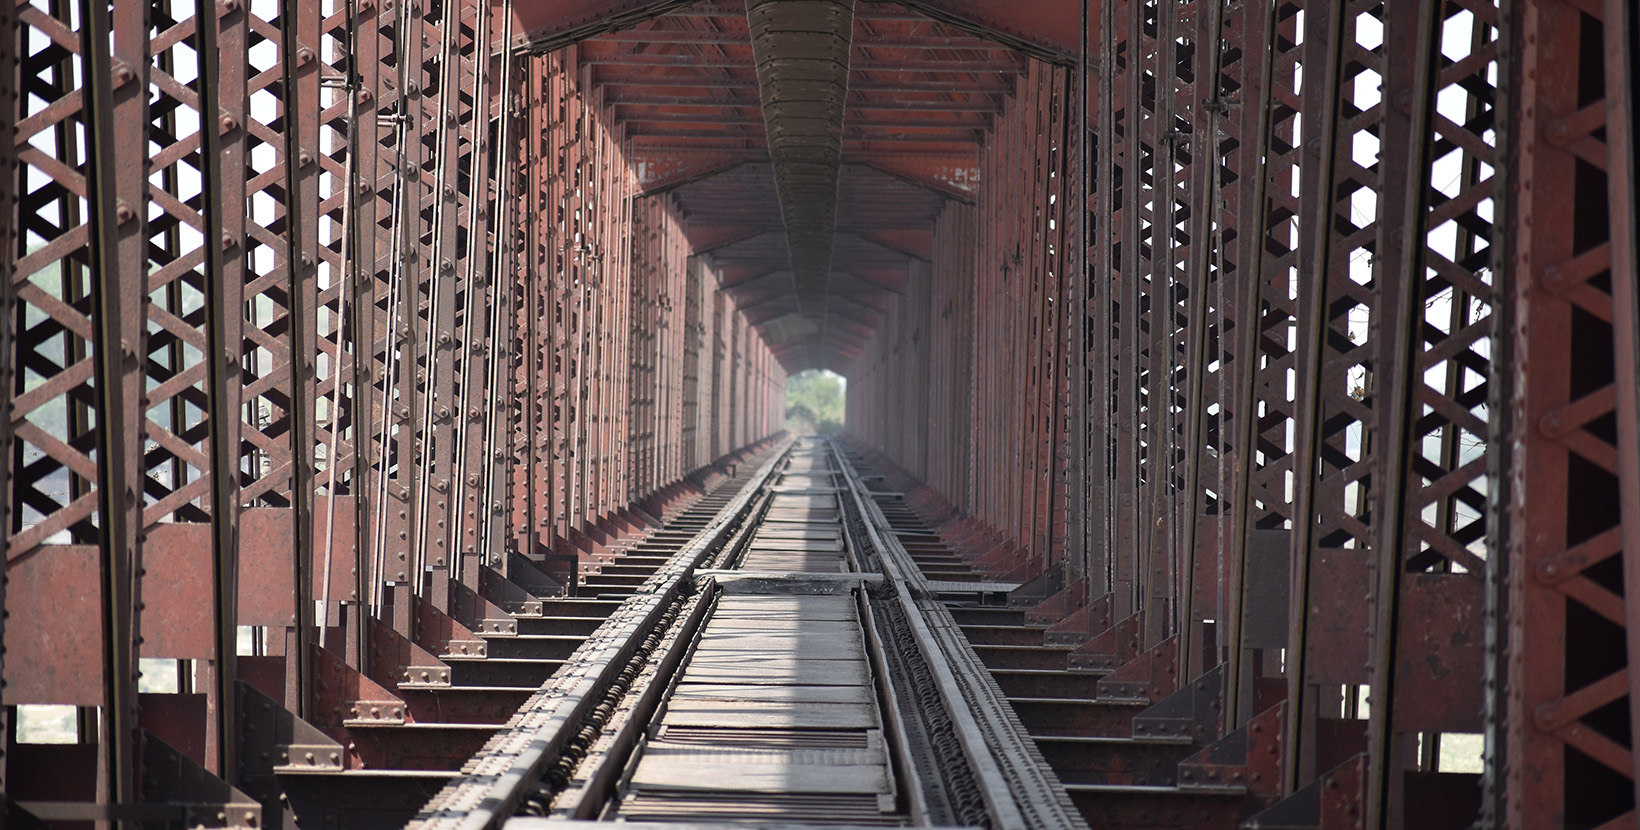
[
  {"xmin": 4, "ymin": 0, "xmax": 784, "ymax": 823},
  {"xmin": 746, "ymin": 0, "xmax": 855, "ymax": 334},
  {"xmin": 4, "ymin": 0, "xmax": 1639, "ymax": 828},
  {"xmin": 843, "ymin": 0, "xmax": 1635, "ymax": 829},
  {"xmin": 410, "ymin": 439, "xmax": 1084, "ymax": 830}
]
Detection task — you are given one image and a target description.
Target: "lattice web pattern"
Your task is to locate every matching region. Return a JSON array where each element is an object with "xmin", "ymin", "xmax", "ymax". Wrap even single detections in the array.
[{"xmin": 12, "ymin": 0, "xmax": 100, "ymax": 549}]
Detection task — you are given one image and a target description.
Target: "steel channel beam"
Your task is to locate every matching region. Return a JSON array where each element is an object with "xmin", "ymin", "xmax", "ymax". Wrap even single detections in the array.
[
  {"xmin": 283, "ymin": 0, "xmax": 324, "ymax": 721},
  {"xmin": 458, "ymin": 0, "xmax": 503, "ymax": 583},
  {"xmin": 1222, "ymin": 0, "xmax": 1303, "ymax": 731},
  {"xmin": 347, "ymin": 0, "xmax": 385, "ymax": 672},
  {"xmin": 195, "ymin": 0, "xmax": 244, "ymax": 771},
  {"xmin": 1606, "ymin": 0, "xmax": 1640, "ymax": 809},
  {"xmin": 1112, "ymin": 0, "xmax": 1143, "ymax": 624},
  {"xmin": 1505, "ymin": 1, "xmax": 1637, "ymax": 827},
  {"xmin": 84, "ymin": 0, "xmax": 146, "ymax": 807},
  {"xmin": 0, "ymin": 0, "xmax": 13, "ymax": 786},
  {"xmin": 1282, "ymin": 0, "xmax": 1370, "ymax": 792},
  {"xmin": 421, "ymin": 0, "xmax": 470, "ymax": 600}
]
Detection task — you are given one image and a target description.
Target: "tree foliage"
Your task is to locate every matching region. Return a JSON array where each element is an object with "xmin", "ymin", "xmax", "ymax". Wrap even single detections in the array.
[{"xmin": 785, "ymin": 370, "xmax": 845, "ymax": 435}]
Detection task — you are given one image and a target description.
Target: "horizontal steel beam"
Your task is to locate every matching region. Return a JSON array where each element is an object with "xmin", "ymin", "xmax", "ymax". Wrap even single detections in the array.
[
  {"xmin": 618, "ymin": 113, "xmax": 992, "ymax": 130},
  {"xmin": 576, "ymin": 45, "xmax": 1027, "ymax": 73},
  {"xmin": 593, "ymin": 71, "xmax": 1013, "ymax": 94},
  {"xmin": 515, "ymin": 0, "xmax": 699, "ymax": 53},
  {"xmin": 594, "ymin": 29, "xmax": 1015, "ymax": 51}
]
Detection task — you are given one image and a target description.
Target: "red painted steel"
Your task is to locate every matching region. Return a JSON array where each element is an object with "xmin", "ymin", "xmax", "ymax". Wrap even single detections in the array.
[
  {"xmin": 843, "ymin": 0, "xmax": 1632, "ymax": 828},
  {"xmin": 5, "ymin": 0, "xmax": 1638, "ymax": 827},
  {"xmin": 1507, "ymin": 0, "xmax": 1638, "ymax": 826},
  {"xmin": 4, "ymin": 3, "xmax": 783, "ymax": 821}
]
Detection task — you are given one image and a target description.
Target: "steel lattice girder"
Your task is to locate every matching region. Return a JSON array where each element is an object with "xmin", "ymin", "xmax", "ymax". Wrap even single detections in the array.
[
  {"xmin": 845, "ymin": 1, "xmax": 1637, "ymax": 829},
  {"xmin": 4, "ymin": 0, "xmax": 1639, "ymax": 828},
  {"xmin": 4, "ymin": 0, "xmax": 785, "ymax": 823}
]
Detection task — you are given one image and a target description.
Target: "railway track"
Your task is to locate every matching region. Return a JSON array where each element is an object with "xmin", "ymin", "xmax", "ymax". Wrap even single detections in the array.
[{"xmin": 409, "ymin": 438, "xmax": 1083, "ymax": 829}]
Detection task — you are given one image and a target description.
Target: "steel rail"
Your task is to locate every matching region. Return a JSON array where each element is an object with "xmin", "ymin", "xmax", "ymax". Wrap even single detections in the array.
[
  {"xmin": 522, "ymin": 441, "xmax": 903, "ymax": 825},
  {"xmin": 414, "ymin": 436, "xmax": 1086, "ymax": 830},
  {"xmin": 406, "ymin": 437, "xmax": 797, "ymax": 830},
  {"xmin": 828, "ymin": 443, "xmax": 1086, "ymax": 830}
]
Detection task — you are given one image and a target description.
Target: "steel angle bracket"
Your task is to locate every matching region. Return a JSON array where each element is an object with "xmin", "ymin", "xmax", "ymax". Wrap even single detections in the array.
[{"xmin": 141, "ymin": 731, "xmax": 264, "ymax": 829}]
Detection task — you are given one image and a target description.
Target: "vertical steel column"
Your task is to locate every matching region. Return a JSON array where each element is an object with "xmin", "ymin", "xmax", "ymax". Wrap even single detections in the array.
[
  {"xmin": 347, "ymin": 0, "xmax": 384, "ymax": 668},
  {"xmin": 971, "ymin": 114, "xmax": 990, "ymax": 535},
  {"xmin": 0, "ymin": 0, "xmax": 14, "ymax": 785},
  {"xmin": 1507, "ymin": 0, "xmax": 1638, "ymax": 826},
  {"xmin": 1111, "ymin": 0, "xmax": 1142, "ymax": 622},
  {"xmin": 682, "ymin": 259, "xmax": 701, "ymax": 470},
  {"xmin": 1144, "ymin": 0, "xmax": 1183, "ymax": 653},
  {"xmin": 1067, "ymin": 0, "xmax": 1098, "ymax": 598},
  {"xmin": 521, "ymin": 52, "xmax": 552, "ymax": 555},
  {"xmin": 1175, "ymin": 0, "xmax": 1235, "ymax": 682},
  {"xmin": 629, "ymin": 202, "xmax": 650, "ymax": 503},
  {"xmin": 581, "ymin": 86, "xmax": 604, "ymax": 530},
  {"xmin": 196, "ymin": 0, "xmax": 247, "ymax": 768},
  {"xmin": 1017, "ymin": 64, "xmax": 1043, "ymax": 571},
  {"xmin": 363, "ymin": 0, "xmax": 422, "ymax": 618},
  {"xmin": 420, "ymin": 0, "xmax": 471, "ymax": 598},
  {"xmin": 286, "ymin": 0, "xmax": 323, "ymax": 720},
  {"xmin": 1138, "ymin": 0, "xmax": 1177, "ymax": 652},
  {"xmin": 313, "ymin": 0, "xmax": 364, "ymax": 640},
  {"xmin": 1368, "ymin": 0, "xmax": 1501, "ymax": 823},
  {"xmin": 1085, "ymin": 0, "xmax": 1119, "ymax": 606},
  {"xmin": 457, "ymin": 0, "xmax": 502, "ymax": 581},
  {"xmin": 1285, "ymin": 0, "xmax": 1389, "ymax": 790},
  {"xmin": 1223, "ymin": 0, "xmax": 1306, "ymax": 728},
  {"xmin": 563, "ymin": 51, "xmax": 587, "ymax": 541},
  {"xmin": 1606, "ymin": 0, "xmax": 1640, "ymax": 810},
  {"xmin": 481, "ymin": 22, "xmax": 517, "ymax": 576},
  {"xmin": 85, "ymin": 0, "xmax": 146, "ymax": 805}
]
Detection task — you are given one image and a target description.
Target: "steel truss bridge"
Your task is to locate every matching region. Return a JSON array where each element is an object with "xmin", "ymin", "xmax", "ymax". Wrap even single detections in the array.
[{"xmin": 1, "ymin": 0, "xmax": 1637, "ymax": 828}]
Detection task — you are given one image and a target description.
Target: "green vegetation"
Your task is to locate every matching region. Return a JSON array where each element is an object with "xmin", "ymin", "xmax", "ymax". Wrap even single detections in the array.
[{"xmin": 785, "ymin": 369, "xmax": 845, "ymax": 435}]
